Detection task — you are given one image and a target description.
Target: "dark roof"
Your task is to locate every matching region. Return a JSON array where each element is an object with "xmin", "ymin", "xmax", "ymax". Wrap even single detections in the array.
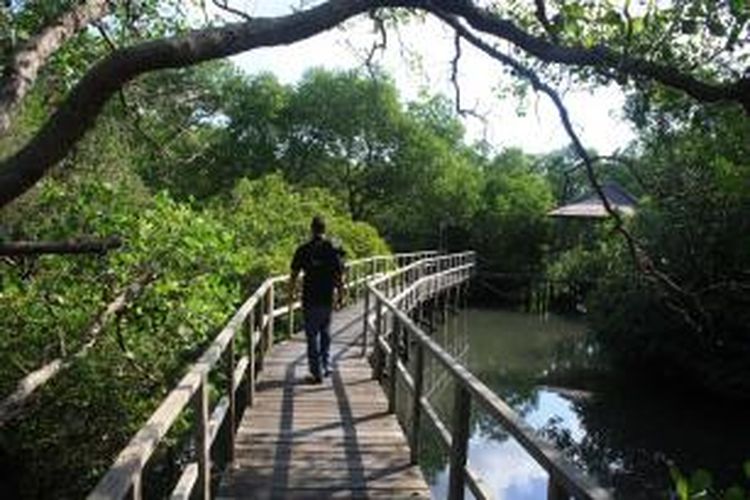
[{"xmin": 548, "ymin": 183, "xmax": 638, "ymax": 219}]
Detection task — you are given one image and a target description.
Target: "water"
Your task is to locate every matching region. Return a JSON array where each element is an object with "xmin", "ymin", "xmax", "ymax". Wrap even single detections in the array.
[{"xmin": 415, "ymin": 308, "xmax": 750, "ymax": 499}]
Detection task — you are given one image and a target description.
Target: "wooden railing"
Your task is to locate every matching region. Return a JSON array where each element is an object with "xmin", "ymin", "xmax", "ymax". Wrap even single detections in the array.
[
  {"xmin": 364, "ymin": 251, "xmax": 613, "ymax": 500},
  {"xmin": 88, "ymin": 250, "xmax": 436, "ymax": 500}
]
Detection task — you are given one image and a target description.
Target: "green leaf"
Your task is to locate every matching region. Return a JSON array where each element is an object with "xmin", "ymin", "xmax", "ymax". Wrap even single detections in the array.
[
  {"xmin": 689, "ymin": 469, "xmax": 712, "ymax": 494},
  {"xmin": 723, "ymin": 486, "xmax": 745, "ymax": 500},
  {"xmin": 744, "ymin": 461, "xmax": 750, "ymax": 480},
  {"xmin": 729, "ymin": 0, "xmax": 747, "ymax": 18},
  {"xmin": 676, "ymin": 477, "xmax": 689, "ymax": 499}
]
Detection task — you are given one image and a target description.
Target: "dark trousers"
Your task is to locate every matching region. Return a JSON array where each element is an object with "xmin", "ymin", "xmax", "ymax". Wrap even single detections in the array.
[{"xmin": 303, "ymin": 306, "xmax": 332, "ymax": 377}]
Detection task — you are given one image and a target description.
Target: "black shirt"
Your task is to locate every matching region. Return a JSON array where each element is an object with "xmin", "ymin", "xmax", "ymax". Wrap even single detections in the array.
[{"xmin": 291, "ymin": 236, "xmax": 344, "ymax": 308}]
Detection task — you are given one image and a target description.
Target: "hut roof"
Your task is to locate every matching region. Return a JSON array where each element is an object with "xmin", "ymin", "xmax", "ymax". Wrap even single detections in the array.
[{"xmin": 548, "ymin": 183, "xmax": 638, "ymax": 219}]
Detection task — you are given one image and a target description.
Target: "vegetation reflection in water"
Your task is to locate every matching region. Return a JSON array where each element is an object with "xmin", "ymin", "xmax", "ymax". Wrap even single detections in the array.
[{"xmin": 410, "ymin": 308, "xmax": 750, "ymax": 499}]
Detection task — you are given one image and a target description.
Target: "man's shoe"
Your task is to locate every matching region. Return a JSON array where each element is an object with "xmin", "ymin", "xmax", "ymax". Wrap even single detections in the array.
[
  {"xmin": 323, "ymin": 368, "xmax": 332, "ymax": 378},
  {"xmin": 306, "ymin": 374, "xmax": 323, "ymax": 385}
]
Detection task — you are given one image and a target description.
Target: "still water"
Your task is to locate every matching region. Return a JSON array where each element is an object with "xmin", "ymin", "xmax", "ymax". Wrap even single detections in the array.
[{"xmin": 414, "ymin": 308, "xmax": 750, "ymax": 499}]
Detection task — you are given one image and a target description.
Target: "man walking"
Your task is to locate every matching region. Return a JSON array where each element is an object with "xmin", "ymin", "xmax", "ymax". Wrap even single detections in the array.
[{"xmin": 290, "ymin": 216, "xmax": 345, "ymax": 384}]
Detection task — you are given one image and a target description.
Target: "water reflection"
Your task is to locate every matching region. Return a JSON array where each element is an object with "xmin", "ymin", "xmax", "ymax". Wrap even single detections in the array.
[{"xmin": 418, "ymin": 308, "xmax": 750, "ymax": 499}]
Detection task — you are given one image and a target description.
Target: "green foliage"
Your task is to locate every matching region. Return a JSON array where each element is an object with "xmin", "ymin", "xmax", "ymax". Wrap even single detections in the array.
[
  {"xmin": 670, "ymin": 464, "xmax": 750, "ymax": 500},
  {"xmin": 0, "ymin": 118, "xmax": 387, "ymax": 497},
  {"xmin": 473, "ymin": 149, "xmax": 555, "ymax": 272},
  {"xmin": 576, "ymin": 99, "xmax": 750, "ymax": 397}
]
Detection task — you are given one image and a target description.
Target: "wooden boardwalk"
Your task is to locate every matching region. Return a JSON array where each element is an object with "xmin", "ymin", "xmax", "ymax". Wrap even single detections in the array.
[{"xmin": 217, "ymin": 303, "xmax": 431, "ymax": 499}]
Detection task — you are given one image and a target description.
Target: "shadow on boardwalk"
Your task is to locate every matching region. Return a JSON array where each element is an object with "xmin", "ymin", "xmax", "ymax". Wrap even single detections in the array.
[{"xmin": 217, "ymin": 303, "xmax": 430, "ymax": 499}]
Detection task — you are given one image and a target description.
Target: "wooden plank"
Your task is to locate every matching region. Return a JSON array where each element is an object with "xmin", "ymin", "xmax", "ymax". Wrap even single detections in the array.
[
  {"xmin": 218, "ymin": 297, "xmax": 429, "ymax": 500},
  {"xmin": 194, "ymin": 375, "xmax": 210, "ymax": 500},
  {"xmin": 88, "ymin": 370, "xmax": 203, "ymax": 499},
  {"xmin": 170, "ymin": 463, "xmax": 197, "ymax": 500},
  {"xmin": 208, "ymin": 396, "xmax": 229, "ymax": 447}
]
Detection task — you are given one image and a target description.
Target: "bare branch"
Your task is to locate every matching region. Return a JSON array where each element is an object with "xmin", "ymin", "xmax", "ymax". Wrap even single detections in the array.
[
  {"xmin": 449, "ymin": 32, "xmax": 488, "ymax": 130},
  {"xmin": 211, "ymin": 0, "xmax": 253, "ymax": 22},
  {"xmin": 533, "ymin": 0, "xmax": 557, "ymax": 40},
  {"xmin": 0, "ymin": 236, "xmax": 122, "ymax": 256},
  {"xmin": 438, "ymin": 0, "xmax": 750, "ymax": 112},
  {"xmin": 365, "ymin": 9, "xmax": 388, "ymax": 70},
  {"xmin": 0, "ymin": 272, "xmax": 156, "ymax": 427},
  {"xmin": 437, "ymin": 11, "xmax": 714, "ymax": 335}
]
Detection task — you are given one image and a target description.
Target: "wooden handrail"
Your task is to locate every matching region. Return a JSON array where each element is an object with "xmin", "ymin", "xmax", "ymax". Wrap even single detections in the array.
[
  {"xmin": 88, "ymin": 250, "xmax": 437, "ymax": 500},
  {"xmin": 366, "ymin": 255, "xmax": 613, "ymax": 500}
]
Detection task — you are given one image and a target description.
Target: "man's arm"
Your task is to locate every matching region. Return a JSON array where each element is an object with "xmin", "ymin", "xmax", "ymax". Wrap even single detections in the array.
[{"xmin": 289, "ymin": 246, "xmax": 303, "ymax": 304}]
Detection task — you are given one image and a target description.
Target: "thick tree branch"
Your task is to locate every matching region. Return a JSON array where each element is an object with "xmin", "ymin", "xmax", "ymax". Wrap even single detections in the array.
[
  {"xmin": 0, "ymin": 236, "xmax": 122, "ymax": 256},
  {"xmin": 0, "ymin": 0, "xmax": 410, "ymax": 208},
  {"xmin": 438, "ymin": 0, "xmax": 750, "ymax": 112},
  {"xmin": 0, "ymin": 272, "xmax": 155, "ymax": 427},
  {"xmin": 0, "ymin": 0, "xmax": 748, "ymax": 208},
  {"xmin": 0, "ymin": 0, "xmax": 115, "ymax": 136}
]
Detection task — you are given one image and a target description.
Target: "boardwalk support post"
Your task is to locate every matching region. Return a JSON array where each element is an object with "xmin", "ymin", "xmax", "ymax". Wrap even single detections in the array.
[
  {"xmin": 227, "ymin": 335, "xmax": 236, "ymax": 464},
  {"xmin": 388, "ymin": 315, "xmax": 399, "ymax": 414},
  {"xmin": 266, "ymin": 284, "xmax": 274, "ymax": 354},
  {"xmin": 246, "ymin": 308, "xmax": 256, "ymax": 406},
  {"xmin": 410, "ymin": 339, "xmax": 424, "ymax": 465},
  {"xmin": 373, "ymin": 298, "xmax": 383, "ymax": 380},
  {"xmin": 288, "ymin": 277, "xmax": 295, "ymax": 336},
  {"xmin": 194, "ymin": 373, "xmax": 210, "ymax": 500},
  {"xmin": 362, "ymin": 286, "xmax": 370, "ymax": 356},
  {"xmin": 448, "ymin": 383, "xmax": 471, "ymax": 500}
]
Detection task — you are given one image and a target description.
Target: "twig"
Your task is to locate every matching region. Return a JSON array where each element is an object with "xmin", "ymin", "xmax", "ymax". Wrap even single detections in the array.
[
  {"xmin": 449, "ymin": 32, "xmax": 489, "ymax": 131},
  {"xmin": 533, "ymin": 0, "xmax": 557, "ymax": 40},
  {"xmin": 211, "ymin": 0, "xmax": 253, "ymax": 22}
]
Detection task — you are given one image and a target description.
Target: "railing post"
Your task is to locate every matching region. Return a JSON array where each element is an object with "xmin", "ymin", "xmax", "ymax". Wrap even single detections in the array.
[
  {"xmin": 257, "ymin": 294, "xmax": 266, "ymax": 371},
  {"xmin": 388, "ymin": 315, "xmax": 399, "ymax": 414},
  {"xmin": 448, "ymin": 383, "xmax": 471, "ymax": 500},
  {"xmin": 288, "ymin": 277, "xmax": 295, "ymax": 336},
  {"xmin": 266, "ymin": 283, "xmax": 274, "ymax": 354},
  {"xmin": 227, "ymin": 334, "xmax": 236, "ymax": 463},
  {"xmin": 246, "ymin": 307, "xmax": 256, "ymax": 406},
  {"xmin": 547, "ymin": 476, "xmax": 568, "ymax": 500},
  {"xmin": 129, "ymin": 473, "xmax": 142, "ymax": 500},
  {"xmin": 194, "ymin": 373, "xmax": 210, "ymax": 500},
  {"xmin": 362, "ymin": 286, "xmax": 370, "ymax": 356},
  {"xmin": 374, "ymin": 297, "xmax": 384, "ymax": 380},
  {"xmin": 410, "ymin": 338, "xmax": 424, "ymax": 465}
]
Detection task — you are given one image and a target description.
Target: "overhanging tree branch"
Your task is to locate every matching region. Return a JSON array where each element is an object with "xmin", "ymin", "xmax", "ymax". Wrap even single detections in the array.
[
  {"xmin": 0, "ymin": 0, "xmax": 402, "ymax": 208},
  {"xmin": 438, "ymin": 0, "xmax": 750, "ymax": 112},
  {"xmin": 437, "ymin": 10, "xmax": 714, "ymax": 335},
  {"xmin": 0, "ymin": 236, "xmax": 122, "ymax": 256},
  {"xmin": 0, "ymin": 0, "xmax": 748, "ymax": 208}
]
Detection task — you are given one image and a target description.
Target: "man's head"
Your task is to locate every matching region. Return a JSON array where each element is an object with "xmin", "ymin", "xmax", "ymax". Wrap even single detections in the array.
[{"xmin": 311, "ymin": 215, "xmax": 326, "ymax": 237}]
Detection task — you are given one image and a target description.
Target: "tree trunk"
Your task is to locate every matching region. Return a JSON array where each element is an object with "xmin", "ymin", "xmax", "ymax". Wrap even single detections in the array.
[{"xmin": 0, "ymin": 0, "xmax": 114, "ymax": 136}]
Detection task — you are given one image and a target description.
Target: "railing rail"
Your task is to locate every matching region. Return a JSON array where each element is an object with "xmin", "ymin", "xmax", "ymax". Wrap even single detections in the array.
[
  {"xmin": 364, "ymin": 251, "xmax": 613, "ymax": 500},
  {"xmin": 88, "ymin": 250, "xmax": 436, "ymax": 500}
]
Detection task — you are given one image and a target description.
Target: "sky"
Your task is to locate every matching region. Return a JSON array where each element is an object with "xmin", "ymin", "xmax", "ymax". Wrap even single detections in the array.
[{"xmin": 207, "ymin": 1, "xmax": 637, "ymax": 155}]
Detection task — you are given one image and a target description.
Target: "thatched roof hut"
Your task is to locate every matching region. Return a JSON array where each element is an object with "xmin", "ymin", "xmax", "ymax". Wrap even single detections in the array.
[{"xmin": 548, "ymin": 183, "xmax": 637, "ymax": 219}]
